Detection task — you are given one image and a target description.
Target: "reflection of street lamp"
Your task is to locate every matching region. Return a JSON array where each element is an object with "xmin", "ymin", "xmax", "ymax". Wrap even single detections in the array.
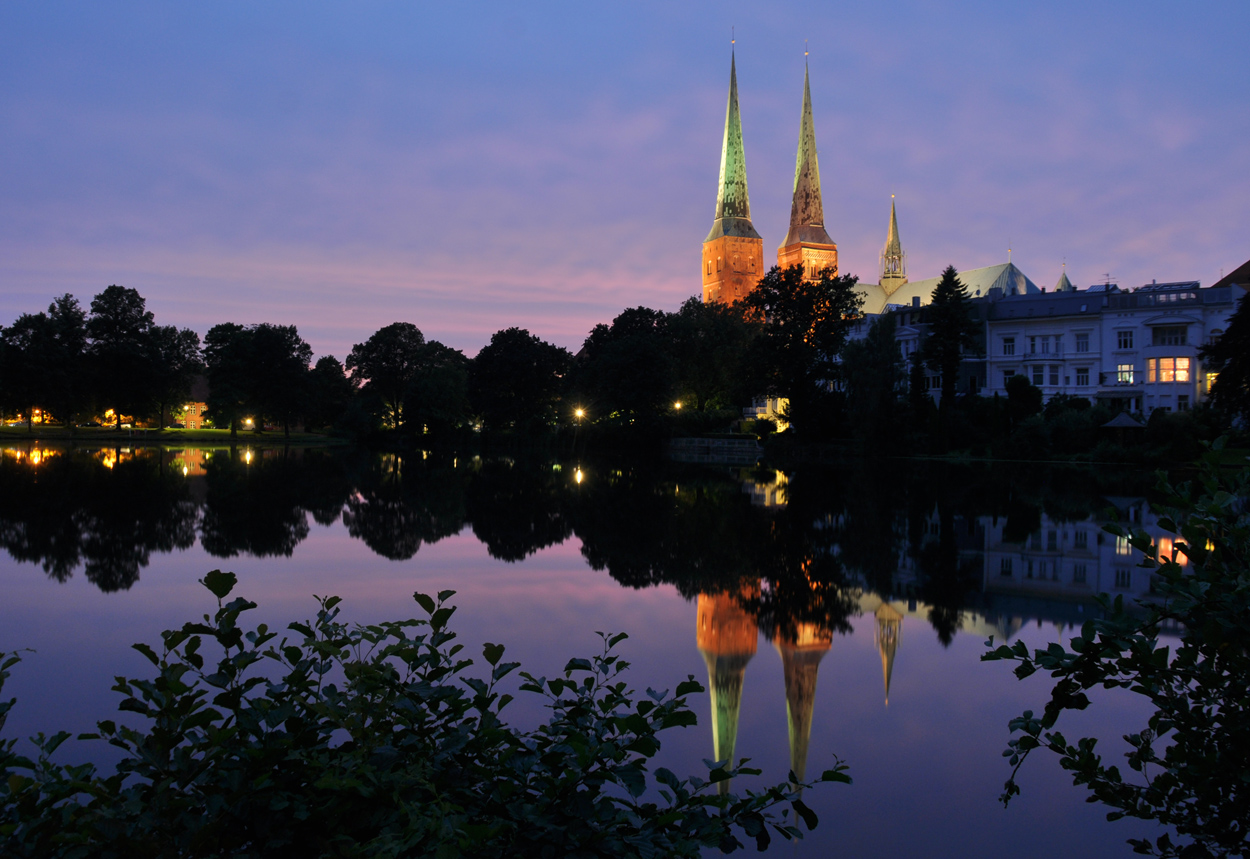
[
  {"xmin": 575, "ymin": 467, "xmax": 584, "ymax": 485},
  {"xmin": 244, "ymin": 449, "xmax": 253, "ymax": 465}
]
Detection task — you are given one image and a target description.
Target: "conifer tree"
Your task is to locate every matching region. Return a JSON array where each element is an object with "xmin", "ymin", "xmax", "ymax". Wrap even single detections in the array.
[
  {"xmin": 1199, "ymin": 291, "xmax": 1250, "ymax": 425},
  {"xmin": 921, "ymin": 266, "xmax": 980, "ymax": 408}
]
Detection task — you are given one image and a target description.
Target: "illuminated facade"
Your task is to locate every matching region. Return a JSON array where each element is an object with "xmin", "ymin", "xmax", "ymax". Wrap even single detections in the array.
[{"xmin": 701, "ymin": 53, "xmax": 764, "ymax": 305}]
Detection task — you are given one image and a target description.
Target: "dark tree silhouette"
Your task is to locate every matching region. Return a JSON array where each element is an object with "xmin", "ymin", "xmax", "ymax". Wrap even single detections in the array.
[
  {"xmin": 87, "ymin": 285, "xmax": 156, "ymax": 428},
  {"xmin": 469, "ymin": 328, "xmax": 572, "ymax": 431}
]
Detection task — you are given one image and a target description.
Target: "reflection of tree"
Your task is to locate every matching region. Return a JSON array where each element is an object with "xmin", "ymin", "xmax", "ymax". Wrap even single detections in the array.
[
  {"xmin": 342, "ymin": 454, "xmax": 466, "ymax": 560},
  {"xmin": 465, "ymin": 460, "xmax": 570, "ymax": 562},
  {"xmin": 200, "ymin": 451, "xmax": 310, "ymax": 558},
  {"xmin": 0, "ymin": 449, "xmax": 197, "ymax": 591}
]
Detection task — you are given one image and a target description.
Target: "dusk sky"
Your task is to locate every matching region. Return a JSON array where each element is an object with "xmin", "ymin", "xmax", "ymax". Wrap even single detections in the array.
[{"xmin": 3, "ymin": 2, "xmax": 1247, "ymax": 362}]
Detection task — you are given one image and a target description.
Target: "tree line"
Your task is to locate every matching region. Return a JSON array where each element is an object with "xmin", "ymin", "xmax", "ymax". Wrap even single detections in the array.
[{"xmin": 0, "ymin": 267, "xmax": 873, "ymax": 440}]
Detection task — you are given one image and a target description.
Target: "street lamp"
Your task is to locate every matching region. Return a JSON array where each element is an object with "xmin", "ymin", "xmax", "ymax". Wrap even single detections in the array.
[
  {"xmin": 574, "ymin": 407, "xmax": 585, "ymax": 427},
  {"xmin": 674, "ymin": 401, "xmax": 682, "ymax": 411}
]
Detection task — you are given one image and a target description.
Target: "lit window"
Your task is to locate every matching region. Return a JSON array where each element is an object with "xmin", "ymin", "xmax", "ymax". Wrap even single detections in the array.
[
  {"xmin": 1176, "ymin": 357, "xmax": 1190, "ymax": 383},
  {"xmin": 1147, "ymin": 358, "xmax": 1157, "ymax": 383},
  {"xmin": 1075, "ymin": 332, "xmax": 1089, "ymax": 353},
  {"xmin": 1117, "ymin": 364, "xmax": 1135, "ymax": 384},
  {"xmin": 1116, "ymin": 535, "xmax": 1132, "ymax": 556},
  {"xmin": 1117, "ymin": 330, "xmax": 1134, "ymax": 350}
]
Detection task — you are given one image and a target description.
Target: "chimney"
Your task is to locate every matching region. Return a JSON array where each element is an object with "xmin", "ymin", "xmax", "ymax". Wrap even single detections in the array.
[{"xmin": 912, "ymin": 296, "xmax": 920, "ymax": 308}]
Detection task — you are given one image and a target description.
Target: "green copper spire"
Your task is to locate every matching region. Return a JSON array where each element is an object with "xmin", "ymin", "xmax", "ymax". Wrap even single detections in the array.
[
  {"xmin": 779, "ymin": 644, "xmax": 826, "ymax": 783},
  {"xmin": 781, "ymin": 63, "xmax": 834, "ymax": 249},
  {"xmin": 701, "ymin": 651, "xmax": 752, "ymax": 795},
  {"xmin": 706, "ymin": 52, "xmax": 762, "ymax": 243}
]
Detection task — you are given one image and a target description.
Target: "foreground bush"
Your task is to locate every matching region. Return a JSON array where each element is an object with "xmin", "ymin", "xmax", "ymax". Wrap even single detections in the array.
[
  {"xmin": 1, "ymin": 574, "xmax": 846, "ymax": 857},
  {"xmin": 985, "ymin": 449, "xmax": 1250, "ymax": 858}
]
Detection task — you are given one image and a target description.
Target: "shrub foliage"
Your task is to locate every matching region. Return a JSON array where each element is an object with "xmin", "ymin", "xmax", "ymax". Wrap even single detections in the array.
[{"xmin": 1, "ymin": 574, "xmax": 846, "ymax": 857}]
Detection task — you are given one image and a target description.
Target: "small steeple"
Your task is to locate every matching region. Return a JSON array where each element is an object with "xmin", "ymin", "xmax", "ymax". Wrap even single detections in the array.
[
  {"xmin": 879, "ymin": 196, "xmax": 908, "ymax": 297},
  {"xmin": 1054, "ymin": 263, "xmax": 1076, "ymax": 292},
  {"xmin": 781, "ymin": 62, "xmax": 833, "ymax": 250},
  {"xmin": 705, "ymin": 52, "xmax": 761, "ymax": 242}
]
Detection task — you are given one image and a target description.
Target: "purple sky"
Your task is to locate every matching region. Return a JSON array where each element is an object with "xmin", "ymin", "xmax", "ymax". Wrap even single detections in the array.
[{"xmin": 2, "ymin": 2, "xmax": 1247, "ymax": 361}]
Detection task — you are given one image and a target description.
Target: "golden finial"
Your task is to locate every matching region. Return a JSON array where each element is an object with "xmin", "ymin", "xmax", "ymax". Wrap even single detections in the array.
[
  {"xmin": 805, "ymin": 39, "xmax": 809, "ymax": 58},
  {"xmin": 731, "ymin": 26, "xmax": 735, "ymax": 46}
]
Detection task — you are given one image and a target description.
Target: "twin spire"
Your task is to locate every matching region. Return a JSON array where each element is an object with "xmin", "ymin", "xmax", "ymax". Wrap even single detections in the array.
[
  {"xmin": 782, "ymin": 63, "xmax": 833, "ymax": 249},
  {"xmin": 705, "ymin": 52, "xmax": 761, "ymax": 242}
]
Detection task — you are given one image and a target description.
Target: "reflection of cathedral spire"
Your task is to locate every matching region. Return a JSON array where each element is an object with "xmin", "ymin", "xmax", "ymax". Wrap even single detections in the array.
[
  {"xmin": 773, "ymin": 622, "xmax": 832, "ymax": 783},
  {"xmin": 697, "ymin": 589, "xmax": 759, "ymax": 794},
  {"xmin": 873, "ymin": 603, "xmax": 904, "ymax": 706}
]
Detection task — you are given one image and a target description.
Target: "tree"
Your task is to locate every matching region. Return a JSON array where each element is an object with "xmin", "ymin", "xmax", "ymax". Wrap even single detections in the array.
[
  {"xmin": 841, "ymin": 312, "xmax": 905, "ymax": 442},
  {"xmin": 406, "ymin": 341, "xmax": 470, "ymax": 435},
  {"xmin": 1199, "ymin": 291, "xmax": 1250, "ymax": 426},
  {"xmin": 147, "ymin": 326, "xmax": 203, "ymax": 429},
  {"xmin": 572, "ymin": 307, "xmax": 676, "ymax": 422},
  {"xmin": 346, "ymin": 322, "xmax": 427, "ymax": 430},
  {"xmin": 666, "ymin": 297, "xmax": 757, "ymax": 411},
  {"xmin": 306, "ymin": 355, "xmax": 355, "ymax": 431},
  {"xmin": 87, "ymin": 286, "xmax": 156, "ymax": 428},
  {"xmin": 1005, "ymin": 373, "xmax": 1043, "ymax": 427},
  {"xmin": 0, "ymin": 313, "xmax": 54, "ymax": 429},
  {"xmin": 739, "ymin": 265, "xmax": 864, "ymax": 436},
  {"xmin": 249, "ymin": 324, "xmax": 313, "ymax": 438},
  {"xmin": 42, "ymin": 295, "xmax": 91, "ymax": 430},
  {"xmin": 921, "ymin": 266, "xmax": 980, "ymax": 409},
  {"xmin": 203, "ymin": 323, "xmax": 252, "ymax": 438},
  {"xmin": 469, "ymin": 328, "xmax": 573, "ymax": 431}
]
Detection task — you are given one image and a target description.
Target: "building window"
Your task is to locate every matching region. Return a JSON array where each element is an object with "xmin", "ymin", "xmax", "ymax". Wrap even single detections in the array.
[
  {"xmin": 1178, "ymin": 395, "xmax": 1189, "ymax": 411},
  {"xmin": 1003, "ymin": 370, "xmax": 1015, "ymax": 385},
  {"xmin": 1116, "ymin": 535, "xmax": 1132, "ymax": 556},
  {"xmin": 1115, "ymin": 568, "xmax": 1131, "ymax": 589},
  {"xmin": 1073, "ymin": 563, "xmax": 1087, "ymax": 584},
  {"xmin": 749, "ymin": 257, "xmax": 756, "ymax": 272},
  {"xmin": 1076, "ymin": 367, "xmax": 1089, "ymax": 386},
  {"xmin": 1000, "ymin": 558, "xmax": 1013, "ymax": 577},
  {"xmin": 1075, "ymin": 332, "xmax": 1089, "ymax": 353},
  {"xmin": 1025, "ymin": 559, "xmax": 1034, "ymax": 579},
  {"xmin": 1028, "ymin": 336, "xmax": 1037, "ymax": 354},
  {"xmin": 1149, "ymin": 357, "xmax": 1191, "ymax": 383},
  {"xmin": 1049, "ymin": 365, "xmax": 1060, "ymax": 386},
  {"xmin": 1040, "ymin": 336, "xmax": 1050, "ymax": 354},
  {"xmin": 1047, "ymin": 530, "xmax": 1058, "ymax": 551},
  {"xmin": 1152, "ymin": 326, "xmax": 1187, "ymax": 346},
  {"xmin": 1055, "ymin": 335, "xmax": 1063, "ymax": 354},
  {"xmin": 1032, "ymin": 365, "xmax": 1044, "ymax": 385},
  {"xmin": 1002, "ymin": 337, "xmax": 1015, "ymax": 356},
  {"xmin": 1117, "ymin": 330, "xmax": 1134, "ymax": 350},
  {"xmin": 1074, "ymin": 530, "xmax": 1087, "ymax": 549},
  {"xmin": 706, "ymin": 260, "xmax": 712, "ymax": 275},
  {"xmin": 1117, "ymin": 364, "xmax": 1135, "ymax": 384},
  {"xmin": 716, "ymin": 256, "xmax": 723, "ymax": 272}
]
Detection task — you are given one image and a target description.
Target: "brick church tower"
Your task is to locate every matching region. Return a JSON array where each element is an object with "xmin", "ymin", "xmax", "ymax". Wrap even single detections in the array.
[
  {"xmin": 777, "ymin": 62, "xmax": 837, "ymax": 280},
  {"xmin": 702, "ymin": 52, "xmax": 764, "ymax": 305}
]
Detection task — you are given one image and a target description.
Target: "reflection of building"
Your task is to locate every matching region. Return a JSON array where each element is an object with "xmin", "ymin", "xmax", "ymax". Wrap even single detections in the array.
[
  {"xmin": 873, "ymin": 603, "xmax": 903, "ymax": 705},
  {"xmin": 696, "ymin": 588, "xmax": 759, "ymax": 794},
  {"xmin": 772, "ymin": 616, "xmax": 831, "ymax": 783},
  {"xmin": 740, "ymin": 469, "xmax": 788, "ymax": 508}
]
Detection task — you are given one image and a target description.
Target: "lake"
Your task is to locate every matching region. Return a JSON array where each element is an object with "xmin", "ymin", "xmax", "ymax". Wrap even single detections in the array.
[{"xmin": 0, "ymin": 442, "xmax": 1168, "ymax": 857}]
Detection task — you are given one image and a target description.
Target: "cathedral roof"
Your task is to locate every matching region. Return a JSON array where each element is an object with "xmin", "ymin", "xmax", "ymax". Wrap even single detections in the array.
[
  {"xmin": 706, "ymin": 52, "xmax": 762, "ymax": 243},
  {"xmin": 781, "ymin": 64, "xmax": 834, "ymax": 249},
  {"xmin": 1054, "ymin": 269, "xmax": 1076, "ymax": 292},
  {"xmin": 857, "ymin": 262, "xmax": 1040, "ymax": 315}
]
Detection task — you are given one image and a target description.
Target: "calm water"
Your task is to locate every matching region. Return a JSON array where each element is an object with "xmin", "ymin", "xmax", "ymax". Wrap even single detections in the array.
[{"xmin": 0, "ymin": 443, "xmax": 1168, "ymax": 857}]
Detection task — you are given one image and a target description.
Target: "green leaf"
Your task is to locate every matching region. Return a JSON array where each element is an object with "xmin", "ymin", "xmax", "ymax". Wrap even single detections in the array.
[
  {"xmin": 201, "ymin": 570, "xmax": 237, "ymax": 600},
  {"xmin": 413, "ymin": 592, "xmax": 436, "ymax": 615},
  {"xmin": 132, "ymin": 642, "xmax": 160, "ymax": 666},
  {"xmin": 483, "ymin": 642, "xmax": 504, "ymax": 667}
]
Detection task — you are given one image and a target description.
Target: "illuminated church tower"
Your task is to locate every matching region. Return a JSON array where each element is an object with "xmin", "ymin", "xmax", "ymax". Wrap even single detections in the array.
[
  {"xmin": 879, "ymin": 196, "xmax": 908, "ymax": 298},
  {"xmin": 696, "ymin": 588, "xmax": 759, "ymax": 794},
  {"xmin": 702, "ymin": 51, "xmax": 764, "ymax": 305},
  {"xmin": 777, "ymin": 61, "xmax": 837, "ymax": 281}
]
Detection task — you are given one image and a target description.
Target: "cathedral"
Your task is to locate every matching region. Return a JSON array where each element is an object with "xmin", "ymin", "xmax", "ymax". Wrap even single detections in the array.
[{"xmin": 701, "ymin": 52, "xmax": 1040, "ymax": 313}]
